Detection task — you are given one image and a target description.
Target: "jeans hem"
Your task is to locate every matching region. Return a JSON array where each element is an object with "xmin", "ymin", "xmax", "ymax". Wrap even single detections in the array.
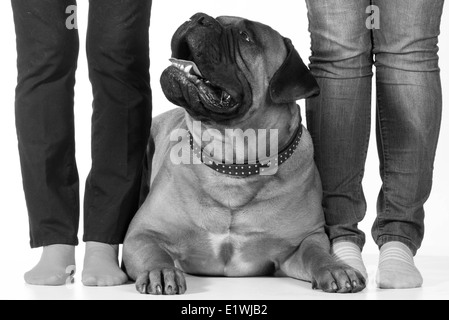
[
  {"xmin": 83, "ymin": 235, "xmax": 124, "ymax": 245},
  {"xmin": 309, "ymin": 74, "xmax": 374, "ymax": 81},
  {"xmin": 31, "ymin": 238, "xmax": 79, "ymax": 249},
  {"xmin": 376, "ymin": 235, "xmax": 418, "ymax": 256}
]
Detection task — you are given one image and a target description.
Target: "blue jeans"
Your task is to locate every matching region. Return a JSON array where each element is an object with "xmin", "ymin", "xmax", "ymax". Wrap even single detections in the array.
[{"xmin": 305, "ymin": 0, "xmax": 444, "ymax": 254}]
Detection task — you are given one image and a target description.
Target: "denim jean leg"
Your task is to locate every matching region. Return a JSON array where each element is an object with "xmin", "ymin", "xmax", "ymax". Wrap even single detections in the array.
[
  {"xmin": 373, "ymin": 0, "xmax": 444, "ymax": 255},
  {"xmin": 11, "ymin": 0, "xmax": 80, "ymax": 248},
  {"xmin": 305, "ymin": 0, "xmax": 373, "ymax": 250},
  {"xmin": 83, "ymin": 0, "xmax": 153, "ymax": 244}
]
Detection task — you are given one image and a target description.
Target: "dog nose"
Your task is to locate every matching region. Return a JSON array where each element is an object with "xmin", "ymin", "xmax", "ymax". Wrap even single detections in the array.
[
  {"xmin": 197, "ymin": 16, "xmax": 212, "ymax": 26},
  {"xmin": 190, "ymin": 13, "xmax": 216, "ymax": 28}
]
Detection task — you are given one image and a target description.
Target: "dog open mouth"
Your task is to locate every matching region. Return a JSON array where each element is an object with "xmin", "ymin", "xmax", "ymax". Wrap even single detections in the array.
[
  {"xmin": 160, "ymin": 14, "xmax": 253, "ymax": 122},
  {"xmin": 168, "ymin": 58, "xmax": 239, "ymax": 113}
]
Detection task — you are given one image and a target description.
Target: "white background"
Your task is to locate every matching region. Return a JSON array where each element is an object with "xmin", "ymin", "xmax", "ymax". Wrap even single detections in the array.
[{"xmin": 0, "ymin": 0, "xmax": 447, "ymax": 276}]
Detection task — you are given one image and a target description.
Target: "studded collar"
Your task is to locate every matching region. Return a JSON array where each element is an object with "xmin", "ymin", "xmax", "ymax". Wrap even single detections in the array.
[{"xmin": 188, "ymin": 116, "xmax": 303, "ymax": 177}]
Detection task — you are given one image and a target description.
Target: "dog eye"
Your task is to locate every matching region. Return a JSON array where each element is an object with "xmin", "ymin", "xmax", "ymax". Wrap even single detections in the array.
[{"xmin": 239, "ymin": 31, "xmax": 251, "ymax": 42}]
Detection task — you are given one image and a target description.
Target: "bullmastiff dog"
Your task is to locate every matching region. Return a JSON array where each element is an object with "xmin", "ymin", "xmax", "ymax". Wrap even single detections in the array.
[{"xmin": 123, "ymin": 13, "xmax": 366, "ymax": 295}]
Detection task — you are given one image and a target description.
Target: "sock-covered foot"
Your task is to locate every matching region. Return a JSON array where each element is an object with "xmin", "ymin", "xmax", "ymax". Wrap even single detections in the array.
[
  {"xmin": 332, "ymin": 241, "xmax": 368, "ymax": 280},
  {"xmin": 376, "ymin": 241, "xmax": 423, "ymax": 289},
  {"xmin": 24, "ymin": 245, "xmax": 76, "ymax": 286},
  {"xmin": 82, "ymin": 242, "xmax": 128, "ymax": 287}
]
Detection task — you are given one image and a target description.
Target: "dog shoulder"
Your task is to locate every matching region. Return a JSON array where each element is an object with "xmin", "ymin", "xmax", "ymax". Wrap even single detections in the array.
[
  {"xmin": 141, "ymin": 107, "xmax": 187, "ymax": 190},
  {"xmin": 150, "ymin": 108, "xmax": 187, "ymax": 142}
]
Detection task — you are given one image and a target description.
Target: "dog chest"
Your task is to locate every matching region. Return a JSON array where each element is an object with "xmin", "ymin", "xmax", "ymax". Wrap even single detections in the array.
[{"xmin": 172, "ymin": 222, "xmax": 296, "ymax": 277}]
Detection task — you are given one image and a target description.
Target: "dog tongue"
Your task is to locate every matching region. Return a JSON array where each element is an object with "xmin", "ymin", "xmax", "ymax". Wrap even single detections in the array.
[{"xmin": 170, "ymin": 58, "xmax": 203, "ymax": 77}]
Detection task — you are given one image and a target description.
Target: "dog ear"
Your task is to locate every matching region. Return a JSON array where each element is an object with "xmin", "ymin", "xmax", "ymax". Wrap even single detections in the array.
[{"xmin": 269, "ymin": 38, "xmax": 320, "ymax": 104}]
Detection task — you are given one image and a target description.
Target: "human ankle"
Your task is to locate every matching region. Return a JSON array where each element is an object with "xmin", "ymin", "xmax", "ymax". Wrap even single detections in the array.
[
  {"xmin": 82, "ymin": 242, "xmax": 127, "ymax": 287},
  {"xmin": 85, "ymin": 242, "xmax": 119, "ymax": 255}
]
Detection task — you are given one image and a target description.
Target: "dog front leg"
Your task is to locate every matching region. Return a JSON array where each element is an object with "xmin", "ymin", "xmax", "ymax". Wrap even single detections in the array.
[
  {"xmin": 280, "ymin": 232, "xmax": 366, "ymax": 293},
  {"xmin": 123, "ymin": 233, "xmax": 187, "ymax": 295}
]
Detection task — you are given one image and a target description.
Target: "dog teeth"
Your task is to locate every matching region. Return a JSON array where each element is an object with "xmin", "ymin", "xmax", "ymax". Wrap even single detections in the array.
[
  {"xmin": 220, "ymin": 92, "xmax": 232, "ymax": 105},
  {"xmin": 169, "ymin": 58, "xmax": 203, "ymax": 77}
]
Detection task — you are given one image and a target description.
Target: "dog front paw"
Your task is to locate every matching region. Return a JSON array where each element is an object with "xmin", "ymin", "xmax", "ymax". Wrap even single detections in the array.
[
  {"xmin": 135, "ymin": 267, "xmax": 187, "ymax": 295},
  {"xmin": 312, "ymin": 264, "xmax": 366, "ymax": 294}
]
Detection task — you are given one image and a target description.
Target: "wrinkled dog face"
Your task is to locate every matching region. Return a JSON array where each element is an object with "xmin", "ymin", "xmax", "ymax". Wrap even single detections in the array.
[{"xmin": 160, "ymin": 13, "xmax": 319, "ymax": 124}]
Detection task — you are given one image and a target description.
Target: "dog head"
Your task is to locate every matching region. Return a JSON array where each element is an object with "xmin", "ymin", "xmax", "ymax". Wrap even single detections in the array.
[{"xmin": 161, "ymin": 13, "xmax": 320, "ymax": 125}]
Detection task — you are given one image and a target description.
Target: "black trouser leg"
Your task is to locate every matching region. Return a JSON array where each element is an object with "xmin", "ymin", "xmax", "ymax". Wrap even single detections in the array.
[
  {"xmin": 83, "ymin": 0, "xmax": 152, "ymax": 244},
  {"xmin": 12, "ymin": 0, "xmax": 80, "ymax": 248}
]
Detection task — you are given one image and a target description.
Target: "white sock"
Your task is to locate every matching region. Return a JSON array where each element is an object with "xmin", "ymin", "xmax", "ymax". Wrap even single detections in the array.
[
  {"xmin": 332, "ymin": 241, "xmax": 368, "ymax": 280},
  {"xmin": 376, "ymin": 241, "xmax": 423, "ymax": 289}
]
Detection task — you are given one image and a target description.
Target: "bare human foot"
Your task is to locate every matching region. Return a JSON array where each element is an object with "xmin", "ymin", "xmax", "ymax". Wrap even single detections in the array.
[
  {"xmin": 24, "ymin": 245, "xmax": 76, "ymax": 286},
  {"xmin": 82, "ymin": 242, "xmax": 128, "ymax": 287},
  {"xmin": 376, "ymin": 242, "xmax": 423, "ymax": 289}
]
